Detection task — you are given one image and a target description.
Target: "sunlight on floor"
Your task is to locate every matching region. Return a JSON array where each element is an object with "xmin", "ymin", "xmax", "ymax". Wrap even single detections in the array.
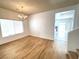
[{"xmin": 53, "ymin": 39, "xmax": 67, "ymax": 59}]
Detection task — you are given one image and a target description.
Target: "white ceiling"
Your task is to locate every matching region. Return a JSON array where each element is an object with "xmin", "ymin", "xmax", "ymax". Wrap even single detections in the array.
[{"xmin": 0, "ymin": 0, "xmax": 79, "ymax": 15}]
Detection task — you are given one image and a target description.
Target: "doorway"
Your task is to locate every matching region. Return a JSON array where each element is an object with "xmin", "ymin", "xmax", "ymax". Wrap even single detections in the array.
[{"xmin": 54, "ymin": 10, "xmax": 75, "ymax": 41}]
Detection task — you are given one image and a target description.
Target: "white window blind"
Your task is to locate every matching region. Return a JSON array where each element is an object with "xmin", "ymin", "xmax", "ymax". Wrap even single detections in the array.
[
  {"xmin": 0, "ymin": 19, "xmax": 24, "ymax": 37},
  {"xmin": 14, "ymin": 21, "xmax": 23, "ymax": 34}
]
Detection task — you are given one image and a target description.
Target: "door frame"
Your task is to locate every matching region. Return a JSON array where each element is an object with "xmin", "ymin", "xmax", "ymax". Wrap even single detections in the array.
[{"xmin": 54, "ymin": 5, "xmax": 76, "ymax": 40}]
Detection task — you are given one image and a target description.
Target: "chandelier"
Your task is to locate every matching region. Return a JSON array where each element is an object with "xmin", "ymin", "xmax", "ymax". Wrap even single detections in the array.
[
  {"xmin": 17, "ymin": 3, "xmax": 28, "ymax": 20},
  {"xmin": 18, "ymin": 12, "xmax": 28, "ymax": 20}
]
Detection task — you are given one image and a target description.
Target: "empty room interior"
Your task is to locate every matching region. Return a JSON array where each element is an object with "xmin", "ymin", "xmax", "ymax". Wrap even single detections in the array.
[{"xmin": 0, "ymin": 0, "xmax": 79, "ymax": 59}]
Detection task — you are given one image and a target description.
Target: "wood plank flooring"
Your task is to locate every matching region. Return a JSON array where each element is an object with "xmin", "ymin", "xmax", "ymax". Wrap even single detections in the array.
[{"xmin": 0, "ymin": 36, "xmax": 66, "ymax": 59}]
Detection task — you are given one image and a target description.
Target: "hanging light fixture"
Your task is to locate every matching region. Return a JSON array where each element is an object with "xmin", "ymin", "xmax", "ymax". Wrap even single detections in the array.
[
  {"xmin": 18, "ymin": 14, "xmax": 28, "ymax": 20},
  {"xmin": 16, "ymin": 1, "xmax": 28, "ymax": 20}
]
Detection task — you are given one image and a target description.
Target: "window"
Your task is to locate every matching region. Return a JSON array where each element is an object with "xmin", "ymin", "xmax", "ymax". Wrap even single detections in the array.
[
  {"xmin": 0, "ymin": 19, "xmax": 24, "ymax": 37},
  {"xmin": 14, "ymin": 21, "xmax": 23, "ymax": 34}
]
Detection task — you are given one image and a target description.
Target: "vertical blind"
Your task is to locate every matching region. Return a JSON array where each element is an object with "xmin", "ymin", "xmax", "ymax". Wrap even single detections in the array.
[{"xmin": 0, "ymin": 19, "xmax": 24, "ymax": 37}]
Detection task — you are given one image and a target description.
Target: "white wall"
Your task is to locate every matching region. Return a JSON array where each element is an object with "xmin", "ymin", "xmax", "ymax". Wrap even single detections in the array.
[
  {"xmin": 28, "ymin": 4, "xmax": 79, "ymax": 51},
  {"xmin": 0, "ymin": 8, "xmax": 29, "ymax": 45},
  {"xmin": 68, "ymin": 28, "xmax": 79, "ymax": 51},
  {"xmin": 74, "ymin": 4, "xmax": 79, "ymax": 29},
  {"xmin": 29, "ymin": 11, "xmax": 55, "ymax": 40},
  {"xmin": 28, "ymin": 4, "xmax": 79, "ymax": 40}
]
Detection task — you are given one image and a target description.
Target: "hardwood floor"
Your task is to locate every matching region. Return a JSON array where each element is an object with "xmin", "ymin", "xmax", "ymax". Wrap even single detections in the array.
[{"xmin": 0, "ymin": 36, "xmax": 66, "ymax": 59}]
